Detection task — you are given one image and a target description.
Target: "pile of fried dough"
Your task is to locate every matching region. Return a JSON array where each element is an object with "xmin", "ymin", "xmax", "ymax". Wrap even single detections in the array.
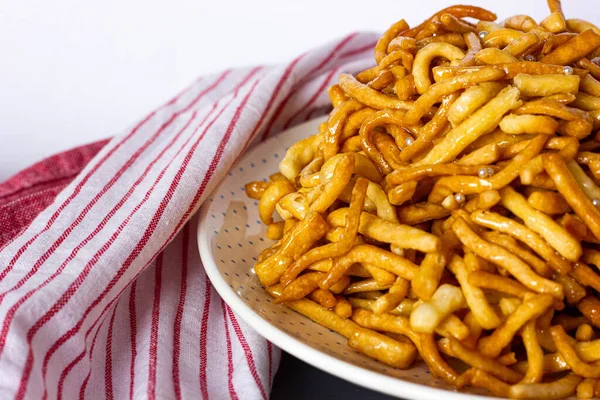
[{"xmin": 245, "ymin": 1, "xmax": 600, "ymax": 398}]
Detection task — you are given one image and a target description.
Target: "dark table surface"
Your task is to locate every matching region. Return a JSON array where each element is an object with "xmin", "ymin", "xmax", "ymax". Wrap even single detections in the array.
[{"xmin": 271, "ymin": 351, "xmax": 397, "ymax": 400}]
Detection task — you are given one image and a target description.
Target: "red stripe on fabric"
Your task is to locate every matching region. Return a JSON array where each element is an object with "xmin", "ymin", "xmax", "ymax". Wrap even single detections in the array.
[
  {"xmin": 0, "ymin": 140, "xmax": 110, "ymax": 249},
  {"xmin": 77, "ymin": 359, "xmax": 90, "ymax": 400},
  {"xmin": 198, "ymin": 274, "xmax": 212, "ymax": 400},
  {"xmin": 0, "ymin": 183, "xmax": 70, "ymax": 249},
  {"xmin": 260, "ymin": 32, "xmax": 358, "ymax": 141},
  {"xmin": 0, "ymin": 73, "xmax": 209, "ymax": 274},
  {"xmin": 309, "ymin": 32, "xmax": 359, "ymax": 78},
  {"xmin": 226, "ymin": 306, "xmax": 267, "ymax": 400},
  {"xmin": 104, "ymin": 303, "xmax": 118, "ymax": 400},
  {"xmin": 339, "ymin": 40, "xmax": 376, "ymax": 59},
  {"xmin": 140, "ymin": 69, "xmax": 263, "ymax": 267},
  {"xmin": 0, "ymin": 71, "xmax": 230, "ymax": 286},
  {"xmin": 46, "ymin": 70, "xmax": 264, "ymax": 400},
  {"xmin": 221, "ymin": 299, "xmax": 238, "ymax": 400},
  {"xmin": 0, "ymin": 110, "xmax": 197, "ymax": 306},
  {"xmin": 35, "ymin": 108, "xmax": 204, "ymax": 397},
  {"xmin": 128, "ymin": 282, "xmax": 138, "ymax": 400},
  {"xmin": 0, "ymin": 139, "xmax": 109, "ymax": 201},
  {"xmin": 56, "ymin": 352, "xmax": 85, "ymax": 400},
  {"xmin": 257, "ymin": 55, "xmax": 305, "ymax": 142},
  {"xmin": 33, "ymin": 68, "xmax": 262, "ymax": 400},
  {"xmin": 172, "ymin": 225, "xmax": 189, "ymax": 400},
  {"xmin": 25, "ymin": 68, "xmax": 259, "ymax": 400},
  {"xmin": 1, "ymin": 108, "xmax": 155, "ymax": 263},
  {"xmin": 12, "ymin": 106, "xmax": 204, "ymax": 398},
  {"xmin": 0, "ymin": 77, "xmax": 185, "ymax": 253},
  {"xmin": 56, "ymin": 302, "xmax": 115, "ymax": 400},
  {"xmin": 147, "ymin": 253, "xmax": 164, "ymax": 400},
  {"xmin": 0, "ymin": 183, "xmax": 68, "ymax": 209},
  {"xmin": 281, "ymin": 65, "xmax": 341, "ymax": 130},
  {"xmin": 0, "ymin": 110, "xmax": 200, "ymax": 359},
  {"xmin": 267, "ymin": 341, "xmax": 273, "ymax": 388}
]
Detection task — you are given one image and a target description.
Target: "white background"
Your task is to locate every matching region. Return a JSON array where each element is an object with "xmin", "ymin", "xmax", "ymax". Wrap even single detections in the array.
[{"xmin": 0, "ymin": 0, "xmax": 597, "ymax": 179}]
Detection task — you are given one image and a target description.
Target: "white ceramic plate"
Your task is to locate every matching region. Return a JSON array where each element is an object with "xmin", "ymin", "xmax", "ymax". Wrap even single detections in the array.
[{"xmin": 197, "ymin": 118, "xmax": 493, "ymax": 400}]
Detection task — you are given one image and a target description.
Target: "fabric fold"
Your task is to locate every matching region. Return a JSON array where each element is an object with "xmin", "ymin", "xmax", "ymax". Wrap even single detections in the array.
[{"xmin": 0, "ymin": 32, "xmax": 377, "ymax": 399}]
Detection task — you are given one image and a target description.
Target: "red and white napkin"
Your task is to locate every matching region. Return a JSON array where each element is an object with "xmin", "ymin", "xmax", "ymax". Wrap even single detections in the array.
[{"xmin": 0, "ymin": 32, "xmax": 378, "ymax": 399}]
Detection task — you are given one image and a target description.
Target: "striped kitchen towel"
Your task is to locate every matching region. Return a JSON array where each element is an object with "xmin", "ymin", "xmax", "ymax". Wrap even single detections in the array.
[{"xmin": 0, "ymin": 32, "xmax": 378, "ymax": 399}]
